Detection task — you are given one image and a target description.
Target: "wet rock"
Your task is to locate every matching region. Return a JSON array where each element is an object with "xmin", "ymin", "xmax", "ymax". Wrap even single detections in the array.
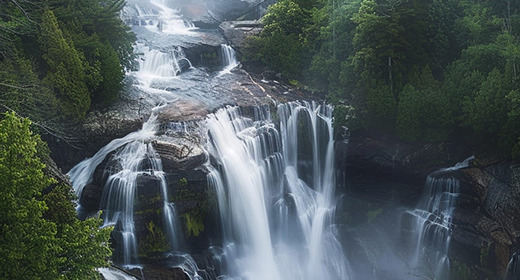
[
  {"xmin": 43, "ymin": 110, "xmax": 142, "ymax": 172},
  {"xmin": 454, "ymin": 162, "xmax": 520, "ymax": 276},
  {"xmin": 79, "ymin": 183, "xmax": 103, "ymax": 213},
  {"xmin": 152, "ymin": 139, "xmax": 207, "ymax": 172},
  {"xmin": 219, "ymin": 20, "xmax": 263, "ymax": 51},
  {"xmin": 155, "ymin": 100, "xmax": 210, "ymax": 123},
  {"xmin": 341, "ymin": 135, "xmax": 472, "ymax": 185},
  {"xmin": 174, "ymin": 2, "xmax": 219, "ymax": 29},
  {"xmin": 129, "ymin": 263, "xmax": 190, "ymax": 280}
]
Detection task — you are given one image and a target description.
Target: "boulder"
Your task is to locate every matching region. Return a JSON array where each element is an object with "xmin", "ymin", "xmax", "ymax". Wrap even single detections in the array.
[
  {"xmin": 155, "ymin": 99, "xmax": 210, "ymax": 123},
  {"xmin": 79, "ymin": 183, "xmax": 104, "ymax": 214},
  {"xmin": 152, "ymin": 139, "xmax": 207, "ymax": 172},
  {"xmin": 43, "ymin": 110, "xmax": 142, "ymax": 173}
]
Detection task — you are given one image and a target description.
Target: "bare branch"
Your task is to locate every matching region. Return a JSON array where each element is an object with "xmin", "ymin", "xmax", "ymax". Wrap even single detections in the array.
[{"xmin": 9, "ymin": 0, "xmax": 36, "ymax": 24}]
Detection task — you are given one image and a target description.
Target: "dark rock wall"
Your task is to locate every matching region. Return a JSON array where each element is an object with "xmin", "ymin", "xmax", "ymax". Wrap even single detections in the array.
[{"xmin": 338, "ymin": 135, "xmax": 520, "ymax": 278}]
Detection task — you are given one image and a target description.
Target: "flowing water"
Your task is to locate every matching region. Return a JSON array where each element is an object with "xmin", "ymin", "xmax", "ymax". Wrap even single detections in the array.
[
  {"xmin": 404, "ymin": 156, "xmax": 474, "ymax": 280},
  {"xmin": 98, "ymin": 268, "xmax": 138, "ymax": 280},
  {"xmin": 218, "ymin": 44, "xmax": 239, "ymax": 76},
  {"xmin": 69, "ymin": 111, "xmax": 183, "ymax": 267},
  {"xmin": 206, "ymin": 102, "xmax": 351, "ymax": 280},
  {"xmin": 66, "ymin": 0, "xmax": 478, "ymax": 278}
]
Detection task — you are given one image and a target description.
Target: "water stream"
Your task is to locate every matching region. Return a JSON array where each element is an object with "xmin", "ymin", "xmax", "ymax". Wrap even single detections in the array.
[
  {"xmin": 218, "ymin": 44, "xmax": 239, "ymax": 76},
  {"xmin": 66, "ymin": 0, "xmax": 479, "ymax": 279},
  {"xmin": 206, "ymin": 102, "xmax": 351, "ymax": 280},
  {"xmin": 404, "ymin": 156, "xmax": 474, "ymax": 280}
]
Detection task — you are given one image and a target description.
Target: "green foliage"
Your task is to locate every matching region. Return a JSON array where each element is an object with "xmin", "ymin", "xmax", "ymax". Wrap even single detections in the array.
[
  {"xmin": 0, "ymin": 56, "xmax": 59, "ymax": 122},
  {"xmin": 247, "ymin": 0, "xmax": 520, "ymax": 157},
  {"xmin": 39, "ymin": 10, "xmax": 90, "ymax": 120},
  {"xmin": 181, "ymin": 212, "xmax": 205, "ymax": 237},
  {"xmin": 397, "ymin": 66, "xmax": 453, "ymax": 142},
  {"xmin": 0, "ymin": 112, "xmax": 58, "ymax": 279},
  {"xmin": 0, "ymin": 0, "xmax": 134, "ymax": 122},
  {"xmin": 462, "ymin": 68, "xmax": 509, "ymax": 136},
  {"xmin": 0, "ymin": 112, "xmax": 112, "ymax": 279},
  {"xmin": 179, "ymin": 177, "xmax": 188, "ymax": 188},
  {"xmin": 138, "ymin": 220, "xmax": 169, "ymax": 256},
  {"xmin": 43, "ymin": 185, "xmax": 112, "ymax": 280}
]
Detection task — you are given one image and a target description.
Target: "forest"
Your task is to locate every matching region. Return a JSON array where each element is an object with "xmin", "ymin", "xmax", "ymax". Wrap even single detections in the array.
[
  {"xmin": 0, "ymin": 0, "xmax": 134, "ymax": 123},
  {"xmin": 244, "ymin": 0, "xmax": 520, "ymax": 158},
  {"xmin": 0, "ymin": 0, "xmax": 134, "ymax": 278}
]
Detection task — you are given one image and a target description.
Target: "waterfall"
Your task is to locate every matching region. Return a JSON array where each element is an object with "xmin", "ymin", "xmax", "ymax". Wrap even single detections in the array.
[
  {"xmin": 404, "ymin": 156, "xmax": 474, "ymax": 280},
  {"xmin": 134, "ymin": 44, "xmax": 192, "ymax": 100},
  {"xmin": 150, "ymin": 0, "xmax": 195, "ymax": 34},
  {"xmin": 505, "ymin": 253, "xmax": 520, "ymax": 280},
  {"xmin": 98, "ymin": 268, "xmax": 138, "ymax": 280},
  {"xmin": 68, "ymin": 114, "xmax": 159, "ymax": 197},
  {"xmin": 128, "ymin": 1, "xmax": 195, "ymax": 34},
  {"xmin": 137, "ymin": 45, "xmax": 191, "ymax": 78},
  {"xmin": 206, "ymin": 101, "xmax": 351, "ymax": 280},
  {"xmin": 218, "ymin": 44, "xmax": 238, "ymax": 76},
  {"xmin": 68, "ymin": 113, "xmax": 183, "ymax": 267}
]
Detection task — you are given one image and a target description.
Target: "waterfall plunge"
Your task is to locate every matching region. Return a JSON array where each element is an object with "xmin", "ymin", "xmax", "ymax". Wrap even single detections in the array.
[
  {"xmin": 207, "ymin": 102, "xmax": 351, "ymax": 280},
  {"xmin": 68, "ymin": 113, "xmax": 183, "ymax": 267},
  {"xmin": 404, "ymin": 156, "xmax": 474, "ymax": 280},
  {"xmin": 218, "ymin": 44, "xmax": 238, "ymax": 76}
]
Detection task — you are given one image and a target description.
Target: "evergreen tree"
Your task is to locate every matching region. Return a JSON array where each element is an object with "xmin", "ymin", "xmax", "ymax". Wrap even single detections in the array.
[
  {"xmin": 0, "ymin": 112, "xmax": 58, "ymax": 279},
  {"xmin": 0, "ymin": 112, "xmax": 112, "ymax": 279},
  {"xmin": 39, "ymin": 10, "xmax": 90, "ymax": 120}
]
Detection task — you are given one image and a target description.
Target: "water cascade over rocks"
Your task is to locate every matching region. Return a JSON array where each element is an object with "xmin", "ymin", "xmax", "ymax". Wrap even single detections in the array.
[
  {"xmin": 63, "ymin": 0, "xmax": 498, "ymax": 279},
  {"xmin": 206, "ymin": 102, "xmax": 351, "ymax": 280},
  {"xmin": 403, "ymin": 156, "xmax": 474, "ymax": 280},
  {"xmin": 218, "ymin": 44, "xmax": 239, "ymax": 76}
]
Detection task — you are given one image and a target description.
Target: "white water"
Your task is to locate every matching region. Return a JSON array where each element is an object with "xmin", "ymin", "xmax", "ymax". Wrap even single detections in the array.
[
  {"xmin": 130, "ymin": 0, "xmax": 196, "ymax": 35},
  {"xmin": 133, "ymin": 43, "xmax": 192, "ymax": 102},
  {"xmin": 405, "ymin": 156, "xmax": 474, "ymax": 280},
  {"xmin": 68, "ymin": 114, "xmax": 159, "ymax": 197},
  {"xmin": 150, "ymin": 0, "xmax": 196, "ymax": 35},
  {"xmin": 206, "ymin": 102, "xmax": 350, "ymax": 280},
  {"xmin": 68, "ymin": 112, "xmax": 182, "ymax": 267},
  {"xmin": 98, "ymin": 267, "xmax": 138, "ymax": 280},
  {"xmin": 218, "ymin": 44, "xmax": 239, "ymax": 76}
]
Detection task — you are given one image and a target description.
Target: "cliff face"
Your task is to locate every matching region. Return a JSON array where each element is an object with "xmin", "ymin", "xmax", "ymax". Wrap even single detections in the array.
[
  {"xmin": 338, "ymin": 135, "xmax": 520, "ymax": 278},
  {"xmin": 454, "ymin": 161, "xmax": 520, "ymax": 276}
]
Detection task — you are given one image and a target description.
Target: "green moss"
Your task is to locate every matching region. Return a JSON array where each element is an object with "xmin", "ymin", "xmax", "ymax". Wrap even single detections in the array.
[
  {"xmin": 181, "ymin": 212, "xmax": 205, "ymax": 237},
  {"xmin": 138, "ymin": 220, "xmax": 169, "ymax": 257},
  {"xmin": 179, "ymin": 177, "xmax": 188, "ymax": 188}
]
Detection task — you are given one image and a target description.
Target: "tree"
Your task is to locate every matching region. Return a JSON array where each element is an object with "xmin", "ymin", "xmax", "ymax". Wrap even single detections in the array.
[
  {"xmin": 0, "ymin": 112, "xmax": 58, "ymax": 279},
  {"xmin": 0, "ymin": 112, "xmax": 112, "ymax": 279},
  {"xmin": 39, "ymin": 10, "xmax": 90, "ymax": 120},
  {"xmin": 43, "ymin": 185, "xmax": 112, "ymax": 280},
  {"xmin": 397, "ymin": 65, "xmax": 452, "ymax": 142},
  {"xmin": 462, "ymin": 68, "xmax": 509, "ymax": 143}
]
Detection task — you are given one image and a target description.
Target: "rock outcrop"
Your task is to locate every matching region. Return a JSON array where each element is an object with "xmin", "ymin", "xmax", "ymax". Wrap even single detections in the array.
[
  {"xmin": 452, "ymin": 160, "xmax": 520, "ymax": 276},
  {"xmin": 219, "ymin": 20, "xmax": 263, "ymax": 52}
]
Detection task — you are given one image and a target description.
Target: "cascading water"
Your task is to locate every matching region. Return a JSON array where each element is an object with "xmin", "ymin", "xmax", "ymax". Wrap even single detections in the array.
[
  {"xmin": 150, "ymin": 0, "xmax": 195, "ymax": 34},
  {"xmin": 505, "ymin": 253, "xmax": 520, "ymax": 280},
  {"xmin": 68, "ymin": 114, "xmax": 159, "ymax": 198},
  {"xmin": 404, "ymin": 156, "xmax": 474, "ymax": 280},
  {"xmin": 206, "ymin": 102, "xmax": 351, "ymax": 280},
  {"xmin": 98, "ymin": 267, "xmax": 138, "ymax": 280},
  {"xmin": 133, "ymin": 43, "xmax": 192, "ymax": 102},
  {"xmin": 218, "ymin": 44, "xmax": 239, "ymax": 76},
  {"xmin": 126, "ymin": 0, "xmax": 195, "ymax": 34},
  {"xmin": 68, "ymin": 112, "xmax": 183, "ymax": 267}
]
